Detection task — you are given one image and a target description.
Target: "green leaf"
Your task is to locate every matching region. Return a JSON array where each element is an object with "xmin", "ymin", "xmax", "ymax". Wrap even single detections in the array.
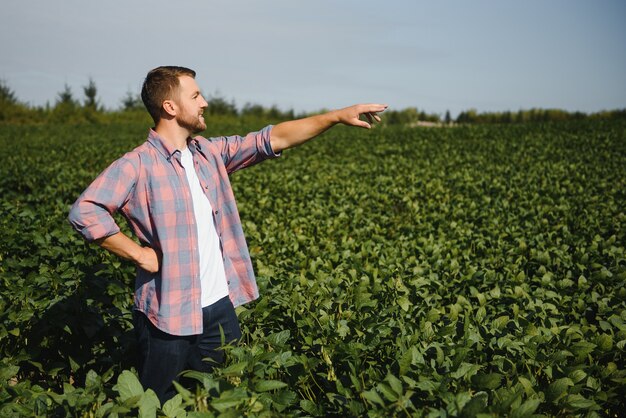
[
  {"xmin": 596, "ymin": 333, "xmax": 613, "ymax": 351},
  {"xmin": 510, "ymin": 398, "xmax": 541, "ymax": 418},
  {"xmin": 139, "ymin": 389, "xmax": 160, "ymax": 418},
  {"xmin": 221, "ymin": 361, "xmax": 248, "ymax": 375},
  {"xmin": 416, "ymin": 378, "xmax": 438, "ymax": 392},
  {"xmin": 68, "ymin": 356, "xmax": 80, "ymax": 372},
  {"xmin": 386, "ymin": 374, "xmax": 403, "ymax": 397},
  {"xmin": 274, "ymin": 389, "xmax": 297, "ymax": 408},
  {"xmin": 586, "ymin": 376, "xmax": 600, "ymax": 390},
  {"xmin": 180, "ymin": 370, "xmax": 213, "ymax": 390},
  {"xmin": 451, "ymin": 362, "xmax": 482, "ymax": 380},
  {"xmin": 472, "ymin": 373, "xmax": 503, "ymax": 390},
  {"xmin": 172, "ymin": 381, "xmax": 193, "ymax": 401},
  {"xmin": 300, "ymin": 399, "xmax": 321, "ymax": 414},
  {"xmin": 460, "ymin": 391, "xmax": 488, "ymax": 416},
  {"xmin": 266, "ymin": 330, "xmax": 290, "ymax": 347},
  {"xmin": 114, "ymin": 370, "xmax": 144, "ymax": 402},
  {"xmin": 337, "ymin": 320, "xmax": 350, "ymax": 338},
  {"xmin": 571, "ymin": 341, "xmax": 596, "ymax": 359},
  {"xmin": 377, "ymin": 382, "xmax": 399, "ymax": 402},
  {"xmin": 211, "ymin": 398, "xmax": 245, "ymax": 412},
  {"xmin": 426, "ymin": 308, "xmax": 441, "ymax": 322},
  {"xmin": 546, "ymin": 377, "xmax": 573, "ymax": 403},
  {"xmin": 453, "ymin": 391, "xmax": 473, "ymax": 414},
  {"xmin": 399, "ymin": 346, "xmax": 417, "ymax": 375},
  {"xmin": 566, "ymin": 394, "xmax": 597, "ymax": 410},
  {"xmin": 162, "ymin": 394, "xmax": 186, "ymax": 418},
  {"xmin": 84, "ymin": 369, "xmax": 100, "ymax": 389},
  {"xmin": 499, "ymin": 387, "xmax": 524, "ymax": 411},
  {"xmin": 475, "ymin": 306, "xmax": 486, "ymax": 323},
  {"xmin": 362, "ymin": 389, "xmax": 385, "ymax": 406},
  {"xmin": 0, "ymin": 365, "xmax": 19, "ymax": 381},
  {"xmin": 492, "ymin": 315, "xmax": 510, "ymax": 331},
  {"xmin": 255, "ymin": 380, "xmax": 288, "ymax": 392},
  {"xmin": 398, "ymin": 296, "xmax": 411, "ymax": 312},
  {"xmin": 568, "ymin": 369, "xmax": 587, "ymax": 383}
]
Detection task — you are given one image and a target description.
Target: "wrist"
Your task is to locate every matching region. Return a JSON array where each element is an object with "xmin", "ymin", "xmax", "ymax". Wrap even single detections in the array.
[{"xmin": 326, "ymin": 109, "xmax": 341, "ymax": 126}]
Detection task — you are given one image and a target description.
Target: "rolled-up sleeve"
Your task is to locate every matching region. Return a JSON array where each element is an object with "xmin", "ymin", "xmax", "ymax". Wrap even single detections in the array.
[
  {"xmin": 214, "ymin": 125, "xmax": 280, "ymax": 174},
  {"xmin": 68, "ymin": 157, "xmax": 137, "ymax": 242}
]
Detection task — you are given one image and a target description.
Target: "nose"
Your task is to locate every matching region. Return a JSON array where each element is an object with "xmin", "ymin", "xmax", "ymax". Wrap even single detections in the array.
[{"xmin": 200, "ymin": 95, "xmax": 208, "ymax": 108}]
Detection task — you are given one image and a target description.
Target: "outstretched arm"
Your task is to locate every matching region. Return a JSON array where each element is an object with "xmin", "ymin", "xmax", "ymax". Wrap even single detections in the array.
[{"xmin": 269, "ymin": 103, "xmax": 387, "ymax": 153}]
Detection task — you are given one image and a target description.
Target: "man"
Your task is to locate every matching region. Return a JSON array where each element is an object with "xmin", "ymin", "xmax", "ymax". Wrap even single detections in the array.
[{"xmin": 68, "ymin": 65, "xmax": 386, "ymax": 402}]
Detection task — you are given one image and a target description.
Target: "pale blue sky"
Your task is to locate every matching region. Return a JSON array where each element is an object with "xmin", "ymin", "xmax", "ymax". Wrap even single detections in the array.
[{"xmin": 1, "ymin": 0, "xmax": 624, "ymax": 117}]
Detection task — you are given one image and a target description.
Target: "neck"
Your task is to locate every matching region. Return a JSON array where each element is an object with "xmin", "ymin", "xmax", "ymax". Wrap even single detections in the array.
[{"xmin": 154, "ymin": 121, "xmax": 191, "ymax": 150}]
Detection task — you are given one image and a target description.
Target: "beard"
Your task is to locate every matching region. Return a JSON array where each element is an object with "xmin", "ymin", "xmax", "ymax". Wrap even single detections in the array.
[{"xmin": 176, "ymin": 106, "xmax": 206, "ymax": 134}]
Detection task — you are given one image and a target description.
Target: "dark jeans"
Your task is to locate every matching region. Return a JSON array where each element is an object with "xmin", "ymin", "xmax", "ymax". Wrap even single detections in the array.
[{"xmin": 133, "ymin": 296, "xmax": 242, "ymax": 403}]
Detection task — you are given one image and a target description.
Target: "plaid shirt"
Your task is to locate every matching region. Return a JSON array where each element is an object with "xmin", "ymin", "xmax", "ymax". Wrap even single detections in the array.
[{"xmin": 69, "ymin": 126, "xmax": 279, "ymax": 336}]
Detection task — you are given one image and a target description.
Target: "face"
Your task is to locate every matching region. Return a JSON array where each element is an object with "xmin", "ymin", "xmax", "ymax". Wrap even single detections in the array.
[{"xmin": 173, "ymin": 75, "xmax": 208, "ymax": 134}]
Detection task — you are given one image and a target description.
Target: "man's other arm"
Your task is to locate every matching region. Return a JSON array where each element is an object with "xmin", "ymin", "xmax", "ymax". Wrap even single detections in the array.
[
  {"xmin": 68, "ymin": 156, "xmax": 159, "ymax": 273},
  {"xmin": 269, "ymin": 103, "xmax": 387, "ymax": 153},
  {"xmin": 95, "ymin": 232, "xmax": 160, "ymax": 273}
]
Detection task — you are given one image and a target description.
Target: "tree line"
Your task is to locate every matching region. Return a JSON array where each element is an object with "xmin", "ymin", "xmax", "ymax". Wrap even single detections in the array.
[
  {"xmin": 455, "ymin": 107, "xmax": 626, "ymax": 124},
  {"xmin": 1, "ymin": 78, "xmax": 624, "ymax": 125}
]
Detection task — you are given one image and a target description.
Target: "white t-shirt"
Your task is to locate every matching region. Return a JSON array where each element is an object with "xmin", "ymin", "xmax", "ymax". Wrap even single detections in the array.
[{"xmin": 180, "ymin": 147, "xmax": 229, "ymax": 307}]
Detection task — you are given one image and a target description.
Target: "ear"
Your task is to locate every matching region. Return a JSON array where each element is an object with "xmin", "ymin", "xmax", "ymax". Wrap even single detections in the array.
[{"xmin": 162, "ymin": 99, "xmax": 177, "ymax": 117}]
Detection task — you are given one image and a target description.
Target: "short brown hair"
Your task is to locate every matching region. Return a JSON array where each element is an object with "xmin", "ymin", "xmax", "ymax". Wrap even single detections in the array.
[{"xmin": 141, "ymin": 66, "xmax": 196, "ymax": 124}]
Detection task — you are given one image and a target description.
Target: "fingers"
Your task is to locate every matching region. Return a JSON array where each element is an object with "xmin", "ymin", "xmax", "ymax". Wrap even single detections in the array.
[
  {"xmin": 358, "ymin": 110, "xmax": 384, "ymax": 128},
  {"xmin": 339, "ymin": 103, "xmax": 388, "ymax": 128},
  {"xmin": 364, "ymin": 112, "xmax": 382, "ymax": 123},
  {"xmin": 359, "ymin": 104, "xmax": 388, "ymax": 114},
  {"xmin": 354, "ymin": 119, "xmax": 372, "ymax": 129},
  {"xmin": 357, "ymin": 104, "xmax": 387, "ymax": 121}
]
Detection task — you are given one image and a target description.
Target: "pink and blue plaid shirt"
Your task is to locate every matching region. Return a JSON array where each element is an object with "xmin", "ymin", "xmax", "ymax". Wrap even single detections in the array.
[{"xmin": 69, "ymin": 126, "xmax": 279, "ymax": 336}]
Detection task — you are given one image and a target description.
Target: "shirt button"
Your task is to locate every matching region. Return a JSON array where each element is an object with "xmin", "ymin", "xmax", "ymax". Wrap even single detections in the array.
[{"xmin": 214, "ymin": 210, "xmax": 219, "ymax": 215}]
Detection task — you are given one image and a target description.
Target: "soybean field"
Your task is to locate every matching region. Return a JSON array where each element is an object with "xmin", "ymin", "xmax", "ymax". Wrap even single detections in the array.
[{"xmin": 0, "ymin": 120, "xmax": 625, "ymax": 416}]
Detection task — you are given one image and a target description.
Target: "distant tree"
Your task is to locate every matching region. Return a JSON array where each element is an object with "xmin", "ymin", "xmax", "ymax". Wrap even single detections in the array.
[
  {"xmin": 456, "ymin": 109, "xmax": 477, "ymax": 124},
  {"xmin": 0, "ymin": 79, "xmax": 18, "ymax": 104},
  {"xmin": 83, "ymin": 78, "xmax": 98, "ymax": 110},
  {"xmin": 206, "ymin": 92, "xmax": 237, "ymax": 116},
  {"xmin": 267, "ymin": 105, "xmax": 282, "ymax": 119},
  {"xmin": 0, "ymin": 79, "xmax": 33, "ymax": 123},
  {"xmin": 444, "ymin": 110, "xmax": 451, "ymax": 125},
  {"xmin": 283, "ymin": 108, "xmax": 295, "ymax": 120},
  {"xmin": 50, "ymin": 84, "xmax": 82, "ymax": 123},
  {"xmin": 57, "ymin": 84, "xmax": 76, "ymax": 106},
  {"xmin": 121, "ymin": 90, "xmax": 144, "ymax": 111},
  {"xmin": 241, "ymin": 102, "xmax": 265, "ymax": 118}
]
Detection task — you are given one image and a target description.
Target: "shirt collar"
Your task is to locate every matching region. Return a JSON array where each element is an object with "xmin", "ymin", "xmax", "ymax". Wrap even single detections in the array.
[
  {"xmin": 146, "ymin": 129, "xmax": 205, "ymax": 160},
  {"xmin": 147, "ymin": 129, "xmax": 180, "ymax": 161},
  {"xmin": 188, "ymin": 137, "xmax": 203, "ymax": 154},
  {"xmin": 188, "ymin": 137, "xmax": 207, "ymax": 161}
]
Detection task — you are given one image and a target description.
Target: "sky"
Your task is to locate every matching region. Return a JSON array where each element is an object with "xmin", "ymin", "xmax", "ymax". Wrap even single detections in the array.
[{"xmin": 1, "ymin": 0, "xmax": 625, "ymax": 117}]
